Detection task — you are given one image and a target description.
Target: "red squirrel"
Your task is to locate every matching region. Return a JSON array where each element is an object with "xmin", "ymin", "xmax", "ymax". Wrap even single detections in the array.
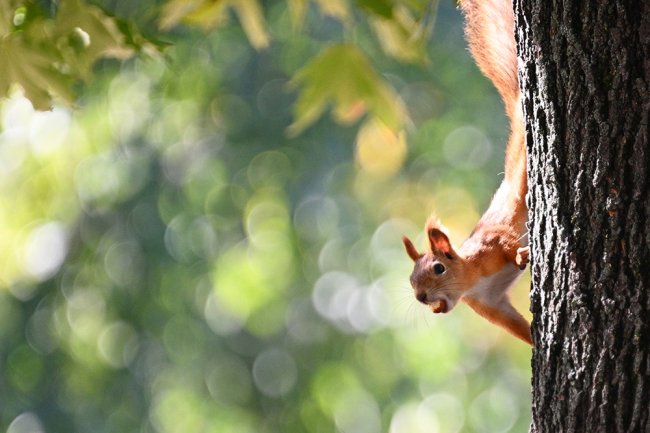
[{"xmin": 402, "ymin": 0, "xmax": 532, "ymax": 344}]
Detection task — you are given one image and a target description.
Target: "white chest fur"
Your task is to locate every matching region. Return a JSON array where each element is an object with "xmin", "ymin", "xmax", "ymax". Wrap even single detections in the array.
[{"xmin": 463, "ymin": 265, "xmax": 523, "ymax": 304}]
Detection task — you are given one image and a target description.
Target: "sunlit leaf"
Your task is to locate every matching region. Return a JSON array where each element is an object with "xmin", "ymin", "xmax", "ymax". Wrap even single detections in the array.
[
  {"xmin": 355, "ymin": 0, "xmax": 393, "ymax": 18},
  {"xmin": 231, "ymin": 0, "xmax": 270, "ymax": 49},
  {"xmin": 160, "ymin": 0, "xmax": 269, "ymax": 49},
  {"xmin": 0, "ymin": 2, "xmax": 15, "ymax": 37},
  {"xmin": 357, "ymin": 0, "xmax": 432, "ymax": 17},
  {"xmin": 0, "ymin": 0, "xmax": 147, "ymax": 109},
  {"xmin": 396, "ymin": 0, "xmax": 433, "ymax": 14},
  {"xmin": 371, "ymin": 4, "xmax": 435, "ymax": 63},
  {"xmin": 288, "ymin": 43, "xmax": 406, "ymax": 136},
  {"xmin": 0, "ymin": 5, "xmax": 73, "ymax": 109},
  {"xmin": 314, "ymin": 0, "xmax": 351, "ymax": 24},
  {"xmin": 55, "ymin": 0, "xmax": 135, "ymax": 76},
  {"xmin": 287, "ymin": 0, "xmax": 308, "ymax": 31},
  {"xmin": 0, "ymin": 36, "xmax": 74, "ymax": 109},
  {"xmin": 159, "ymin": 0, "xmax": 201, "ymax": 30},
  {"xmin": 287, "ymin": 0, "xmax": 351, "ymax": 31},
  {"xmin": 160, "ymin": 0, "xmax": 228, "ymax": 31}
]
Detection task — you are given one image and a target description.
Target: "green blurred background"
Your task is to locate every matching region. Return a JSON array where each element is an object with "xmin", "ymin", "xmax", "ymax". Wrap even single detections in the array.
[{"xmin": 0, "ymin": 1, "xmax": 532, "ymax": 432}]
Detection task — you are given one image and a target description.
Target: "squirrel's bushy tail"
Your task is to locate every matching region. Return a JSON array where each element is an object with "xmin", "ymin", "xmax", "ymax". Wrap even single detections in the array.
[
  {"xmin": 460, "ymin": 0, "xmax": 519, "ymax": 116},
  {"xmin": 460, "ymin": 0, "xmax": 526, "ymax": 200}
]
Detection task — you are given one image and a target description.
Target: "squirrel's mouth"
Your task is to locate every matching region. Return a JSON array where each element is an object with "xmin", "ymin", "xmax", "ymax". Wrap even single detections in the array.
[{"xmin": 430, "ymin": 298, "xmax": 448, "ymax": 314}]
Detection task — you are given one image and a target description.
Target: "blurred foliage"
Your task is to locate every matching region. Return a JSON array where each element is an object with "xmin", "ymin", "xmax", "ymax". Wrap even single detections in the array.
[
  {"xmin": 161, "ymin": 0, "xmax": 271, "ymax": 48},
  {"xmin": 0, "ymin": 0, "xmax": 156, "ymax": 109},
  {"xmin": 288, "ymin": 43, "xmax": 407, "ymax": 135},
  {"xmin": 0, "ymin": 1, "xmax": 532, "ymax": 433}
]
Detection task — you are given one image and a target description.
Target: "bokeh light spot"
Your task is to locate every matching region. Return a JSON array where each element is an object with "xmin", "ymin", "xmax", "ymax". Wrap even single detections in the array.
[
  {"xmin": 7, "ymin": 345, "xmax": 44, "ymax": 392},
  {"xmin": 74, "ymin": 154, "xmax": 123, "ymax": 205},
  {"xmin": 164, "ymin": 214, "xmax": 219, "ymax": 262},
  {"xmin": 429, "ymin": 186, "xmax": 480, "ymax": 243},
  {"xmin": 293, "ymin": 196, "xmax": 339, "ymax": 242},
  {"xmin": 212, "ymin": 245, "xmax": 276, "ymax": 320},
  {"xmin": 443, "ymin": 126, "xmax": 492, "ymax": 170},
  {"xmin": 285, "ymin": 297, "xmax": 328, "ymax": 344},
  {"xmin": 334, "ymin": 389, "xmax": 381, "ymax": 433},
  {"xmin": 2, "ymin": 94, "xmax": 34, "ymax": 130},
  {"xmin": 204, "ymin": 292, "xmax": 245, "ymax": 336},
  {"xmin": 468, "ymin": 385, "xmax": 518, "ymax": 433},
  {"xmin": 98, "ymin": 321, "xmax": 139, "ymax": 368},
  {"xmin": 162, "ymin": 317, "xmax": 204, "ymax": 363},
  {"xmin": 0, "ymin": 130, "xmax": 28, "ymax": 174},
  {"xmin": 252, "ymin": 348, "xmax": 297, "ymax": 397},
  {"xmin": 247, "ymin": 151, "xmax": 292, "ymax": 188},
  {"xmin": 245, "ymin": 197, "xmax": 291, "ymax": 252},
  {"xmin": 206, "ymin": 357, "xmax": 252, "ymax": 405},
  {"xmin": 399, "ymin": 82, "xmax": 442, "ymax": 126},
  {"xmin": 7, "ymin": 412, "xmax": 44, "ymax": 433},
  {"xmin": 370, "ymin": 218, "xmax": 418, "ymax": 271},
  {"xmin": 318, "ymin": 238, "xmax": 348, "ymax": 272},
  {"xmin": 108, "ymin": 73, "xmax": 151, "ymax": 141},
  {"xmin": 390, "ymin": 401, "xmax": 440, "ymax": 433},
  {"xmin": 419, "ymin": 393, "xmax": 465, "ymax": 433},
  {"xmin": 311, "ymin": 362, "xmax": 361, "ymax": 415},
  {"xmin": 29, "ymin": 108, "xmax": 70, "ymax": 157},
  {"xmin": 356, "ymin": 119, "xmax": 406, "ymax": 177},
  {"xmin": 23, "ymin": 221, "xmax": 67, "ymax": 281},
  {"xmin": 26, "ymin": 306, "xmax": 58, "ymax": 354},
  {"xmin": 65, "ymin": 289, "xmax": 106, "ymax": 342},
  {"xmin": 150, "ymin": 387, "xmax": 204, "ymax": 433},
  {"xmin": 104, "ymin": 241, "xmax": 143, "ymax": 288},
  {"xmin": 312, "ymin": 271, "xmax": 358, "ymax": 323}
]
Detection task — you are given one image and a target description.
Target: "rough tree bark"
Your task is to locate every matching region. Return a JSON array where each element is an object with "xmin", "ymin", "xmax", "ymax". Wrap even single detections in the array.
[{"xmin": 514, "ymin": 1, "xmax": 650, "ymax": 432}]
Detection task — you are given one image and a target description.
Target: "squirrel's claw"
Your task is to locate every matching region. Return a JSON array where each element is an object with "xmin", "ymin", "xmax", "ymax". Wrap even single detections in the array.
[{"xmin": 515, "ymin": 246, "xmax": 530, "ymax": 270}]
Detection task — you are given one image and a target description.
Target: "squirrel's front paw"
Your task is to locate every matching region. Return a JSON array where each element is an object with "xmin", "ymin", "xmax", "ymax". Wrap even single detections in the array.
[{"xmin": 515, "ymin": 246, "xmax": 529, "ymax": 270}]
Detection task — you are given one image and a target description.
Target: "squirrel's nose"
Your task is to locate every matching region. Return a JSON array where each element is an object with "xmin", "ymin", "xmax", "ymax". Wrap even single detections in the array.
[{"xmin": 416, "ymin": 292, "xmax": 428, "ymax": 304}]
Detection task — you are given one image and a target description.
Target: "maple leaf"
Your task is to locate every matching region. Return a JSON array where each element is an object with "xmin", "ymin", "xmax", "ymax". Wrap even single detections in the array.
[{"xmin": 288, "ymin": 43, "xmax": 406, "ymax": 136}]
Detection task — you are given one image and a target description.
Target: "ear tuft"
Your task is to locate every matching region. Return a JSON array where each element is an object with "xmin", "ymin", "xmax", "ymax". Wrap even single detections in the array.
[
  {"xmin": 402, "ymin": 236, "xmax": 422, "ymax": 262},
  {"xmin": 424, "ymin": 214, "xmax": 442, "ymax": 233},
  {"xmin": 427, "ymin": 227, "xmax": 454, "ymax": 258}
]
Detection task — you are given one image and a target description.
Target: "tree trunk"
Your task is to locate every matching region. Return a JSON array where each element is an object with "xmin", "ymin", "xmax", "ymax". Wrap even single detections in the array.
[{"xmin": 514, "ymin": 1, "xmax": 650, "ymax": 432}]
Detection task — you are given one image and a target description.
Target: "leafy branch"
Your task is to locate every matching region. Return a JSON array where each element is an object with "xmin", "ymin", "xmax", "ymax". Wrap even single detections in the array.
[
  {"xmin": 0, "ymin": 0, "xmax": 156, "ymax": 109},
  {"xmin": 2, "ymin": 0, "xmax": 437, "ymax": 137}
]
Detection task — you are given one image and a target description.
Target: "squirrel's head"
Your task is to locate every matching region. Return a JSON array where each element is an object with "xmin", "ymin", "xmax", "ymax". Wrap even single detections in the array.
[{"xmin": 402, "ymin": 218, "xmax": 468, "ymax": 314}]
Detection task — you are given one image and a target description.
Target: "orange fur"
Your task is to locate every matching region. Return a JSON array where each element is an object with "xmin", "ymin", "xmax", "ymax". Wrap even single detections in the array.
[
  {"xmin": 402, "ymin": 0, "xmax": 531, "ymax": 344},
  {"xmin": 463, "ymin": 296, "xmax": 532, "ymax": 344}
]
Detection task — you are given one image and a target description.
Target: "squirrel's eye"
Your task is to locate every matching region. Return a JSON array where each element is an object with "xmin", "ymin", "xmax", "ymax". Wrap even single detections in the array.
[{"xmin": 433, "ymin": 263, "xmax": 445, "ymax": 275}]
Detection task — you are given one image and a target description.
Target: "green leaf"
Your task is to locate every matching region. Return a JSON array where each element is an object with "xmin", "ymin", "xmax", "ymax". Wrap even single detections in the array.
[
  {"xmin": 288, "ymin": 44, "xmax": 406, "ymax": 136},
  {"xmin": 0, "ymin": 0, "xmax": 152, "ymax": 109},
  {"xmin": 231, "ymin": 0, "xmax": 269, "ymax": 49},
  {"xmin": 0, "ymin": 2, "xmax": 15, "ymax": 36},
  {"xmin": 370, "ymin": 5, "xmax": 432, "ymax": 63},
  {"xmin": 355, "ymin": 0, "xmax": 394, "ymax": 18},
  {"xmin": 0, "ymin": 34, "xmax": 74, "ymax": 109},
  {"xmin": 54, "ymin": 0, "xmax": 135, "ymax": 77},
  {"xmin": 313, "ymin": 0, "xmax": 352, "ymax": 24},
  {"xmin": 160, "ymin": 0, "xmax": 269, "ymax": 49},
  {"xmin": 160, "ymin": 0, "xmax": 228, "ymax": 31},
  {"xmin": 287, "ymin": 0, "xmax": 308, "ymax": 31}
]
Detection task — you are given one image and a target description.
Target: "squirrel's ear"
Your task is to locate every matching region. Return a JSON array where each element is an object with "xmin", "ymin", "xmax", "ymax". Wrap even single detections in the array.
[
  {"xmin": 427, "ymin": 227, "xmax": 455, "ymax": 259},
  {"xmin": 402, "ymin": 236, "xmax": 422, "ymax": 262}
]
